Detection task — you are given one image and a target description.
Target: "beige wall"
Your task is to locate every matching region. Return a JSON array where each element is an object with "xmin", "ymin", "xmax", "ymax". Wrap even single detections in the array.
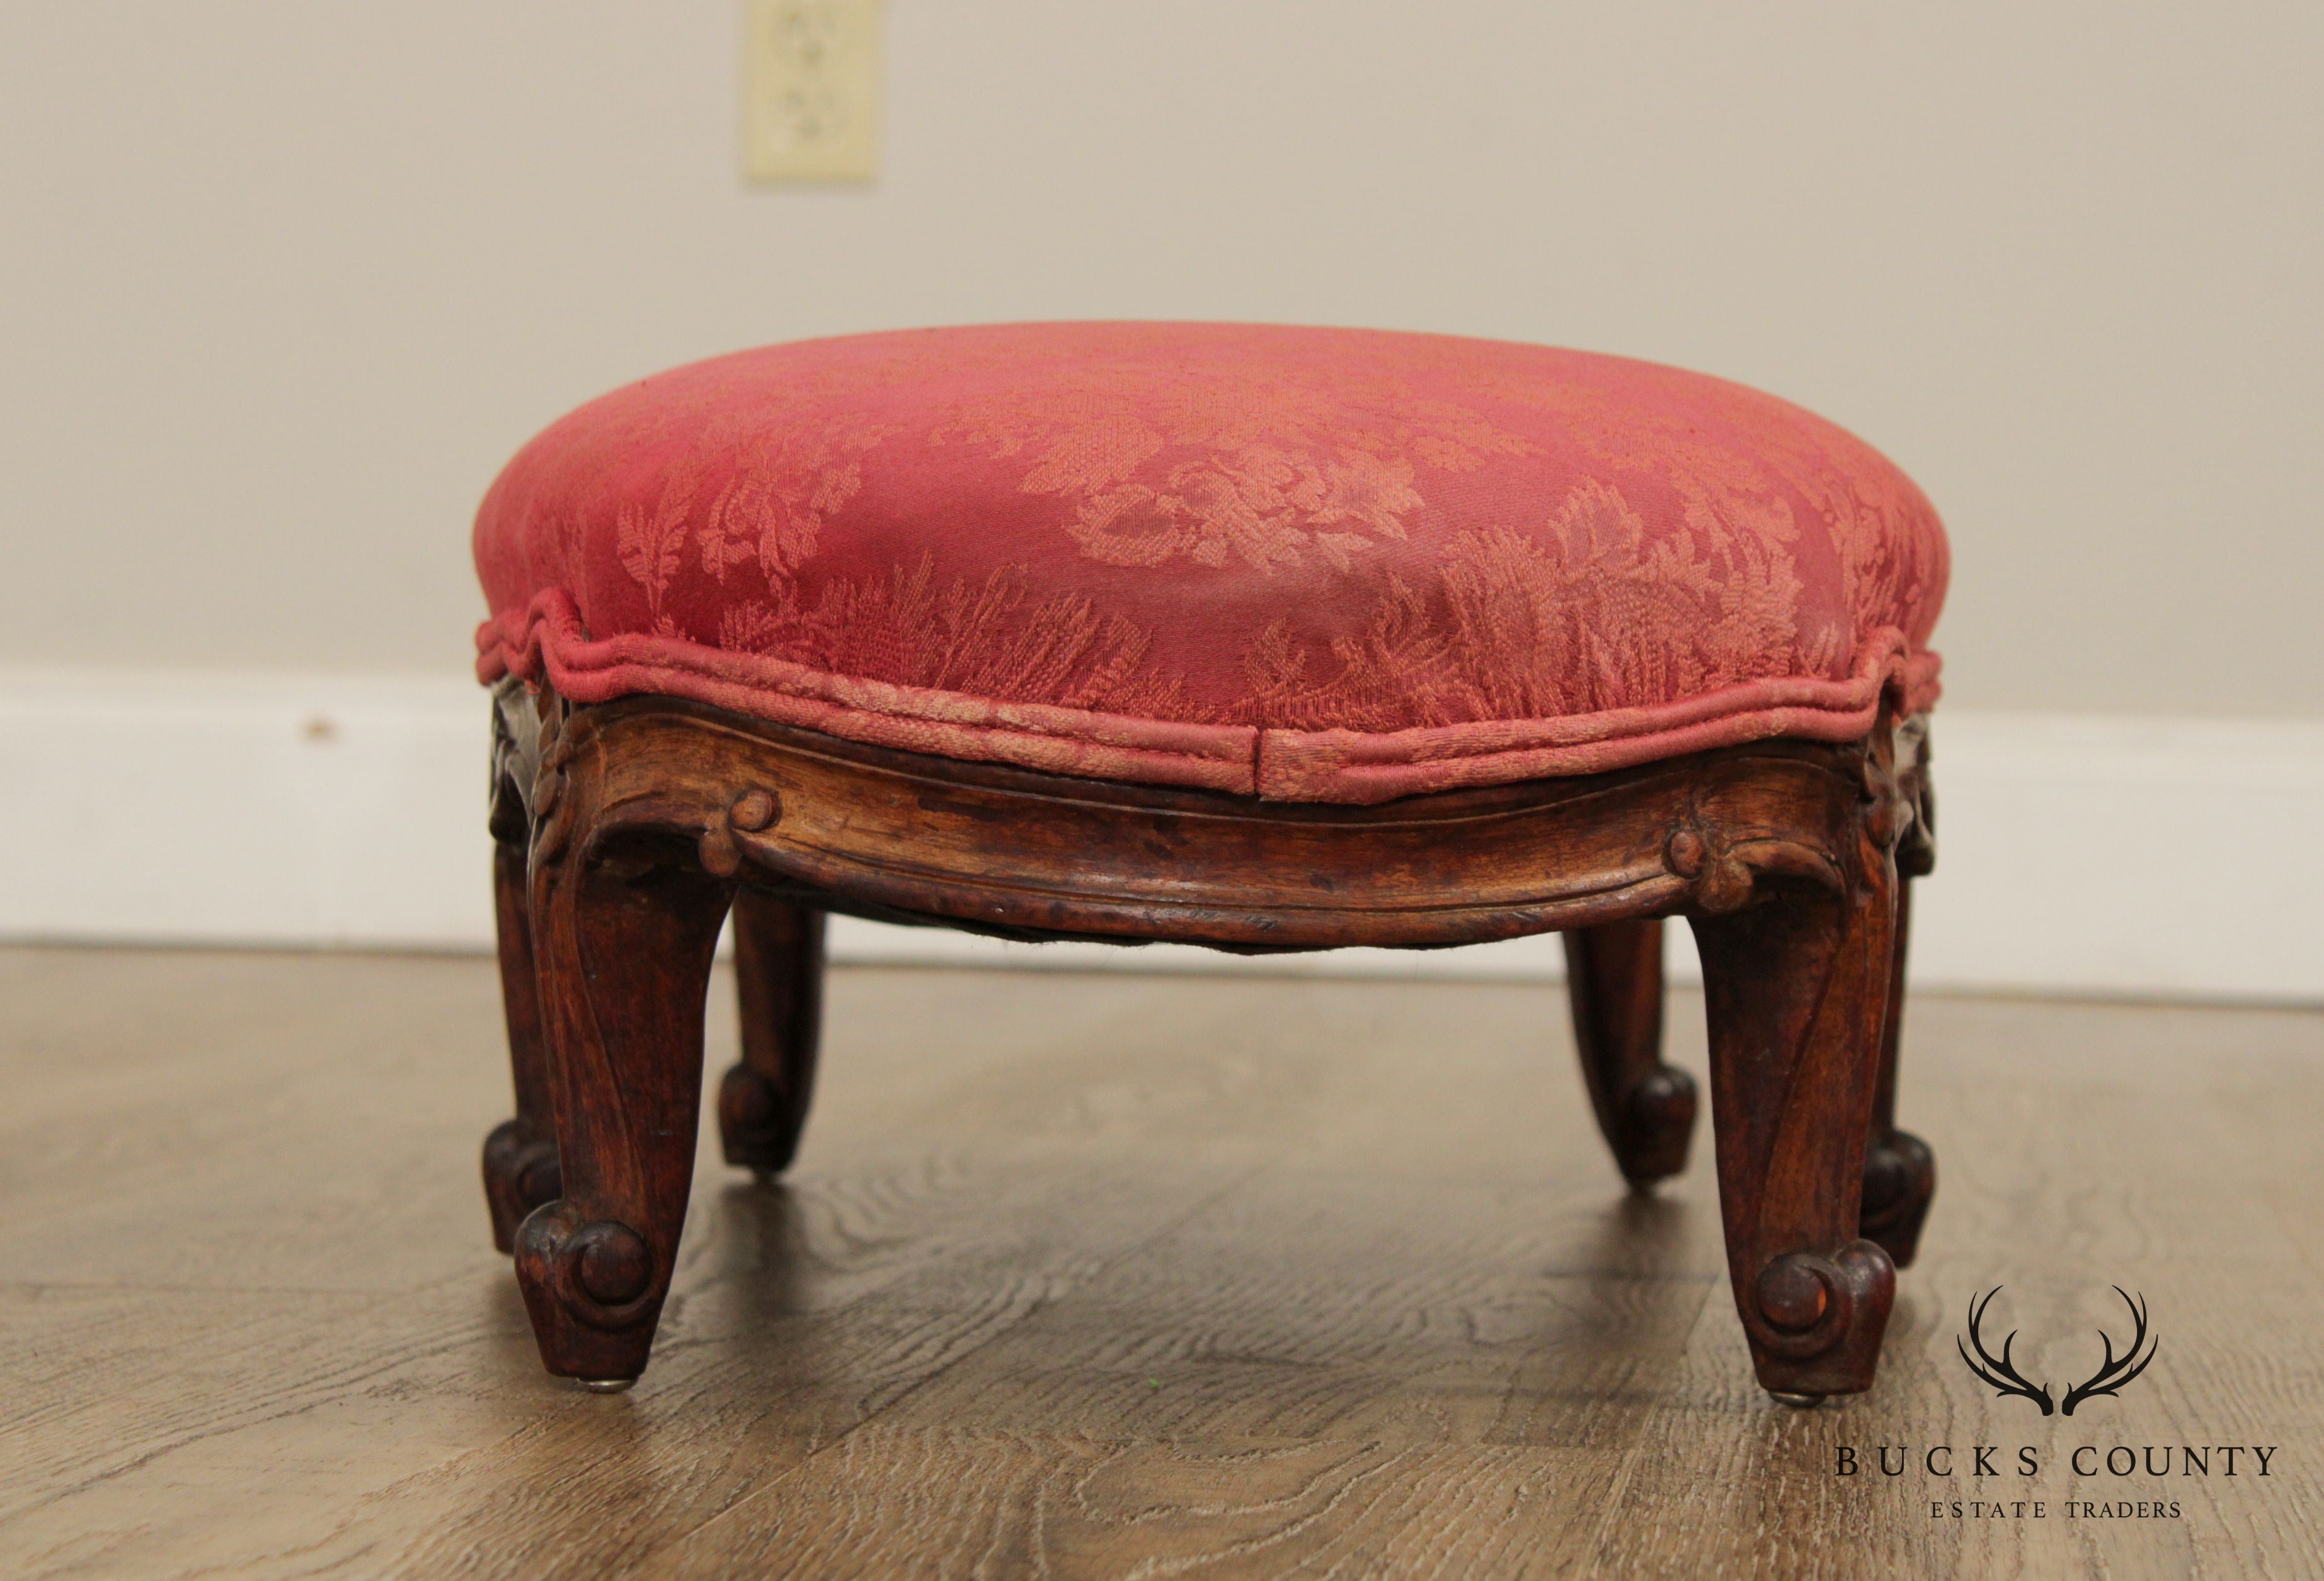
[{"xmin": 3, "ymin": 2, "xmax": 2318, "ymax": 715}]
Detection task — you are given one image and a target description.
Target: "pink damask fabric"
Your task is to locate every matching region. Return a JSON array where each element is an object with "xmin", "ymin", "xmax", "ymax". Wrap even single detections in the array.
[{"xmin": 474, "ymin": 323, "xmax": 1946, "ymax": 803}]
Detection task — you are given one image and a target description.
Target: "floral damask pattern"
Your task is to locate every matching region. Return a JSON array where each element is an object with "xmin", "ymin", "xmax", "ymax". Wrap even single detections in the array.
[
  {"xmin": 595, "ymin": 403, "xmax": 893, "ymax": 636},
  {"xmin": 714, "ymin": 555, "xmax": 1200, "ymax": 722},
  {"xmin": 932, "ymin": 364, "xmax": 1535, "ymax": 573},
  {"xmin": 474, "ymin": 323, "xmax": 1947, "ymax": 801},
  {"xmin": 1241, "ymin": 481, "xmax": 1807, "ymax": 732}
]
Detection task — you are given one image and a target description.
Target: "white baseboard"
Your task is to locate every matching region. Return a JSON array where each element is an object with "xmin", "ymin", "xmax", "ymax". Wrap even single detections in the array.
[{"xmin": 2, "ymin": 667, "xmax": 2316, "ymax": 1002}]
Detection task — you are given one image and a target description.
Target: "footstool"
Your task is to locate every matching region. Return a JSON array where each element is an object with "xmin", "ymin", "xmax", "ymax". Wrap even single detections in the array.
[{"xmin": 473, "ymin": 323, "xmax": 1945, "ymax": 1401}]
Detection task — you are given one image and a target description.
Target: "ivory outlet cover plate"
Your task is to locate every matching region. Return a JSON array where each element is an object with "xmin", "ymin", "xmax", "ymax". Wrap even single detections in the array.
[{"xmin": 744, "ymin": 0, "xmax": 883, "ymax": 183}]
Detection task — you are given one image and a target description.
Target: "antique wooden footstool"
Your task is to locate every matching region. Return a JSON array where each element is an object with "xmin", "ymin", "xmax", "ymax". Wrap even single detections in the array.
[{"xmin": 473, "ymin": 323, "xmax": 1944, "ymax": 1401}]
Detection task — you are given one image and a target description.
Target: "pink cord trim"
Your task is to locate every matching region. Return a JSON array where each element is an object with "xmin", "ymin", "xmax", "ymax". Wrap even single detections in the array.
[
  {"xmin": 1256, "ymin": 633, "xmax": 1939, "ymax": 803},
  {"xmin": 478, "ymin": 591, "xmax": 1260, "ymax": 793},
  {"xmin": 478, "ymin": 592, "xmax": 1940, "ymax": 805}
]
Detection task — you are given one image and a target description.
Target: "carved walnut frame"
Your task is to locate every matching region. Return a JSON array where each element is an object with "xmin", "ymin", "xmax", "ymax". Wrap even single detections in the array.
[{"xmin": 482, "ymin": 678, "xmax": 1938, "ymax": 1400}]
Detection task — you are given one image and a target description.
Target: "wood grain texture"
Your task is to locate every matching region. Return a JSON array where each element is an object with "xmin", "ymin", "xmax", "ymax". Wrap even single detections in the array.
[
  {"xmin": 490, "ymin": 683, "xmax": 1893, "ymax": 953},
  {"xmin": 510, "ymin": 692, "xmax": 739, "ymax": 1383},
  {"xmin": 1691, "ymin": 808, "xmax": 1899, "ymax": 1398},
  {"xmin": 1, "ymin": 947, "xmax": 2317, "ymax": 1578}
]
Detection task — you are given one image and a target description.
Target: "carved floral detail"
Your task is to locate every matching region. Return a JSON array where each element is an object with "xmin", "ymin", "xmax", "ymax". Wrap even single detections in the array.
[
  {"xmin": 1664, "ymin": 824, "xmax": 1755, "ymax": 914},
  {"xmin": 528, "ymin": 704, "xmax": 576, "ymax": 866},
  {"xmin": 698, "ymin": 788, "xmax": 781, "ymax": 879},
  {"xmin": 1850, "ymin": 716, "xmax": 1918, "ymax": 863}
]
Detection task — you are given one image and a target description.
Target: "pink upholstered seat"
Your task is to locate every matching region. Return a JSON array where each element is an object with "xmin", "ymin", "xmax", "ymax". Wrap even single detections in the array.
[{"xmin": 475, "ymin": 323, "xmax": 1945, "ymax": 803}]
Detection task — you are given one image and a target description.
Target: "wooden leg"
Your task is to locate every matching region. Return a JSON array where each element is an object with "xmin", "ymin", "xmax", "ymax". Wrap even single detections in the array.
[
  {"xmin": 1859, "ymin": 880, "xmax": 1936, "ymax": 1267},
  {"xmin": 1562, "ymin": 919, "xmax": 1697, "ymax": 1187},
  {"xmin": 717, "ymin": 891, "xmax": 827, "ymax": 1178},
  {"xmin": 482, "ymin": 840, "xmax": 561, "ymax": 1254},
  {"xmin": 515, "ymin": 800, "xmax": 732, "ymax": 1388},
  {"xmin": 1690, "ymin": 861, "xmax": 1899, "ymax": 1400}
]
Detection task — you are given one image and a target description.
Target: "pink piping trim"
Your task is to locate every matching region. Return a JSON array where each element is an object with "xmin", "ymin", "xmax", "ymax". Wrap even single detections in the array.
[
  {"xmin": 478, "ymin": 591, "xmax": 1940, "ymax": 805},
  {"xmin": 1256, "ymin": 635, "xmax": 1939, "ymax": 803},
  {"xmin": 478, "ymin": 591, "xmax": 1259, "ymax": 793}
]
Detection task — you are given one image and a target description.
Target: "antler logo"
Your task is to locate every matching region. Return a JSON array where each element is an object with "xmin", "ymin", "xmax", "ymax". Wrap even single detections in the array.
[{"xmin": 1957, "ymin": 1286, "xmax": 2157, "ymax": 1416}]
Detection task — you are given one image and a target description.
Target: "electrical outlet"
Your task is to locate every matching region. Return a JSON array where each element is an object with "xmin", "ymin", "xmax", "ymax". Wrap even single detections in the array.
[{"xmin": 744, "ymin": 0, "xmax": 883, "ymax": 183}]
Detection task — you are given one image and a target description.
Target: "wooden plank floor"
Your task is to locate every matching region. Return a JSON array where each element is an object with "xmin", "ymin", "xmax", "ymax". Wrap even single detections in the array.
[{"xmin": 1, "ymin": 945, "xmax": 2319, "ymax": 1579}]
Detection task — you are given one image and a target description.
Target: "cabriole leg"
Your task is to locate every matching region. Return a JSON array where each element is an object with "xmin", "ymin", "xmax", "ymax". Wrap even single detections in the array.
[
  {"xmin": 718, "ymin": 891, "xmax": 827, "ymax": 1178},
  {"xmin": 515, "ymin": 763, "xmax": 733, "ymax": 1388},
  {"xmin": 1562, "ymin": 918, "xmax": 1697, "ymax": 1186},
  {"xmin": 1691, "ymin": 857, "xmax": 1899, "ymax": 1401},
  {"xmin": 483, "ymin": 838, "xmax": 561, "ymax": 1254}
]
